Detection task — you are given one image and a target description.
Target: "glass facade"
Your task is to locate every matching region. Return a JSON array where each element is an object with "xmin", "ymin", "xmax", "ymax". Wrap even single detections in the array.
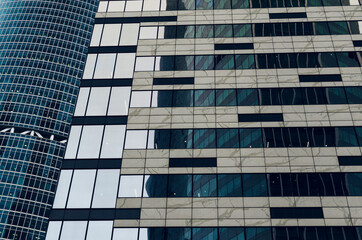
[{"xmin": 0, "ymin": 0, "xmax": 98, "ymax": 239}]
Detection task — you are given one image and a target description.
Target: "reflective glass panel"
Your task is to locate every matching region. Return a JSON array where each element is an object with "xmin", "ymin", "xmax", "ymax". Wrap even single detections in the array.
[
  {"xmin": 193, "ymin": 175, "xmax": 217, "ymax": 197},
  {"xmin": 92, "ymin": 170, "xmax": 120, "ymax": 208},
  {"xmin": 67, "ymin": 170, "xmax": 96, "ymax": 208},
  {"xmin": 118, "ymin": 175, "xmax": 144, "ymax": 197},
  {"xmin": 168, "ymin": 175, "xmax": 192, "ymax": 197}
]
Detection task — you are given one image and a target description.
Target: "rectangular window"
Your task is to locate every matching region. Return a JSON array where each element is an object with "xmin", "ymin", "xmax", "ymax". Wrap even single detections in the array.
[
  {"xmin": 101, "ymin": 125, "xmax": 126, "ymax": 158},
  {"xmin": 77, "ymin": 125, "xmax": 104, "ymax": 158},
  {"xmin": 93, "ymin": 54, "xmax": 117, "ymax": 79},
  {"xmin": 92, "ymin": 170, "xmax": 120, "ymax": 208},
  {"xmin": 67, "ymin": 170, "xmax": 96, "ymax": 208}
]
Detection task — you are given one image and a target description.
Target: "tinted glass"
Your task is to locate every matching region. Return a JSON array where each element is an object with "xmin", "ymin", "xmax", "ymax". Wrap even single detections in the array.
[
  {"xmin": 218, "ymin": 174, "xmax": 242, "ymax": 197},
  {"xmin": 216, "ymin": 89, "xmax": 237, "ymax": 106},
  {"xmin": 193, "ymin": 175, "xmax": 217, "ymax": 197},
  {"xmin": 237, "ymin": 89, "xmax": 259, "ymax": 106},
  {"xmin": 194, "ymin": 129, "xmax": 216, "ymax": 148},
  {"xmin": 170, "ymin": 129, "xmax": 193, "ymax": 148},
  {"xmin": 173, "ymin": 90, "xmax": 194, "ymax": 107},
  {"xmin": 243, "ymin": 174, "xmax": 267, "ymax": 197},
  {"xmin": 235, "ymin": 54, "xmax": 255, "ymax": 69},
  {"xmin": 195, "ymin": 90, "xmax": 215, "ymax": 107},
  {"xmin": 168, "ymin": 175, "xmax": 192, "ymax": 197},
  {"xmin": 217, "ymin": 128, "xmax": 239, "ymax": 148},
  {"xmin": 239, "ymin": 128, "xmax": 263, "ymax": 148}
]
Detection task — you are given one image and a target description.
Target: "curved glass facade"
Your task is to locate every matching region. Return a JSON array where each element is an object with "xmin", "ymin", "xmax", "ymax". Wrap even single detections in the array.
[{"xmin": 0, "ymin": 0, "xmax": 98, "ymax": 239}]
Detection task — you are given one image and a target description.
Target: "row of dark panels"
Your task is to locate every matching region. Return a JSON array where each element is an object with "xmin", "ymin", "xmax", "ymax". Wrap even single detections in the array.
[
  {"xmin": 130, "ymin": 127, "xmax": 362, "ymax": 149},
  {"xmin": 138, "ymin": 86, "xmax": 362, "ymax": 107},
  {"xmin": 150, "ymin": 21, "xmax": 360, "ymax": 39},
  {"xmin": 144, "ymin": 52, "xmax": 362, "ymax": 71},
  {"xmin": 113, "ymin": 172, "xmax": 362, "ymax": 198}
]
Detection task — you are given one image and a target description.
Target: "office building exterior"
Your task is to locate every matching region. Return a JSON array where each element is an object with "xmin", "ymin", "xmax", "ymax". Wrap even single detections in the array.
[{"xmin": 2, "ymin": 0, "xmax": 362, "ymax": 239}]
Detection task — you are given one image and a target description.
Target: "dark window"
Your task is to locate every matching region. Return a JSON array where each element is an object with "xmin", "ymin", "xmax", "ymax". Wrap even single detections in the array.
[
  {"xmin": 258, "ymin": 88, "xmax": 281, "ymax": 105},
  {"xmin": 346, "ymin": 87, "xmax": 362, "ymax": 104},
  {"xmin": 173, "ymin": 90, "xmax": 194, "ymax": 107},
  {"xmin": 325, "ymin": 87, "xmax": 347, "ymax": 104},
  {"xmin": 153, "ymin": 129, "xmax": 171, "ymax": 149},
  {"xmin": 175, "ymin": 55, "xmax": 194, "ymax": 70},
  {"xmin": 176, "ymin": 25, "xmax": 195, "ymax": 38},
  {"xmin": 275, "ymin": 53, "xmax": 297, "ymax": 68},
  {"xmin": 196, "ymin": 0, "xmax": 213, "ymax": 9},
  {"xmin": 338, "ymin": 156, "xmax": 362, "ymax": 166},
  {"xmin": 317, "ymin": 52, "xmax": 338, "ymax": 68},
  {"xmin": 336, "ymin": 52, "xmax": 361, "ymax": 67},
  {"xmin": 159, "ymin": 56, "xmax": 176, "ymax": 71},
  {"xmin": 335, "ymin": 127, "xmax": 358, "ymax": 147},
  {"xmin": 168, "ymin": 175, "xmax": 192, "ymax": 197},
  {"xmin": 296, "ymin": 53, "xmax": 318, "ymax": 68},
  {"xmin": 273, "ymin": 227, "xmax": 299, "ymax": 240},
  {"xmin": 166, "ymin": 228, "xmax": 192, "ymax": 240},
  {"xmin": 153, "ymin": 91, "xmax": 173, "ymax": 107},
  {"xmin": 270, "ymin": 207, "xmax": 324, "ymax": 218},
  {"xmin": 144, "ymin": 175, "xmax": 168, "ymax": 197},
  {"xmin": 170, "ymin": 129, "xmax": 193, "ymax": 149},
  {"xmin": 307, "ymin": 127, "xmax": 335, "ymax": 147},
  {"xmin": 280, "ymin": 88, "xmax": 304, "ymax": 105},
  {"xmin": 256, "ymin": 54, "xmax": 276, "ymax": 69}
]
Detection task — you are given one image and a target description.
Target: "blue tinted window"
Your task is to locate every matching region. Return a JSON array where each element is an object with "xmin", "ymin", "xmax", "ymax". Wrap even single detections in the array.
[
  {"xmin": 195, "ymin": 90, "xmax": 215, "ymax": 107},
  {"xmin": 168, "ymin": 175, "xmax": 192, "ymax": 197},
  {"xmin": 196, "ymin": 25, "xmax": 214, "ymax": 37},
  {"xmin": 196, "ymin": 0, "xmax": 213, "ymax": 9},
  {"xmin": 245, "ymin": 228, "xmax": 272, "ymax": 240},
  {"xmin": 219, "ymin": 228, "xmax": 245, "ymax": 240},
  {"xmin": 234, "ymin": 24, "xmax": 252, "ymax": 37},
  {"xmin": 175, "ymin": 56, "xmax": 194, "ymax": 70},
  {"xmin": 218, "ymin": 174, "xmax": 242, "ymax": 197},
  {"xmin": 193, "ymin": 228, "xmax": 218, "ymax": 240},
  {"xmin": 239, "ymin": 128, "xmax": 263, "ymax": 148},
  {"xmin": 195, "ymin": 55, "xmax": 214, "ymax": 70},
  {"xmin": 325, "ymin": 87, "xmax": 347, "ymax": 104},
  {"xmin": 214, "ymin": 0, "xmax": 231, "ymax": 8},
  {"xmin": 243, "ymin": 174, "xmax": 267, "ymax": 197},
  {"xmin": 336, "ymin": 52, "xmax": 361, "ymax": 67},
  {"xmin": 237, "ymin": 89, "xmax": 259, "ymax": 106},
  {"xmin": 346, "ymin": 173, "xmax": 362, "ymax": 196},
  {"xmin": 217, "ymin": 128, "xmax": 239, "ymax": 148},
  {"xmin": 216, "ymin": 89, "xmax": 237, "ymax": 106},
  {"xmin": 160, "ymin": 56, "xmax": 176, "ymax": 71},
  {"xmin": 235, "ymin": 54, "xmax": 255, "ymax": 69},
  {"xmin": 194, "ymin": 129, "xmax": 216, "ymax": 149},
  {"xmin": 215, "ymin": 25, "xmax": 233, "ymax": 37},
  {"xmin": 345, "ymin": 87, "xmax": 362, "ymax": 104},
  {"xmin": 193, "ymin": 175, "xmax": 217, "ymax": 197},
  {"xmin": 317, "ymin": 52, "xmax": 338, "ymax": 68},
  {"xmin": 335, "ymin": 127, "xmax": 358, "ymax": 147},
  {"xmin": 167, "ymin": 228, "xmax": 192, "ymax": 240},
  {"xmin": 215, "ymin": 55, "xmax": 235, "ymax": 70}
]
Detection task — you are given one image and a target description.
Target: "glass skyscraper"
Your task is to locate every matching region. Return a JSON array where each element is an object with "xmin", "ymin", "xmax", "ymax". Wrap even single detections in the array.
[
  {"xmin": 0, "ymin": 1, "xmax": 97, "ymax": 239},
  {"xmin": 2, "ymin": 0, "xmax": 362, "ymax": 239}
]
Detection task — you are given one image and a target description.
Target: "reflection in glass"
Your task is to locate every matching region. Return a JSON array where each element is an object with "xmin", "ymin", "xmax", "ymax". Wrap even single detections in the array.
[
  {"xmin": 173, "ymin": 90, "xmax": 194, "ymax": 107},
  {"xmin": 193, "ymin": 228, "xmax": 218, "ymax": 240},
  {"xmin": 215, "ymin": 25, "xmax": 233, "ymax": 38},
  {"xmin": 67, "ymin": 170, "xmax": 96, "ymax": 208},
  {"xmin": 235, "ymin": 54, "xmax": 255, "ymax": 69},
  {"xmin": 194, "ymin": 129, "xmax": 216, "ymax": 148},
  {"xmin": 60, "ymin": 221, "xmax": 87, "ymax": 240},
  {"xmin": 218, "ymin": 174, "xmax": 242, "ymax": 197},
  {"xmin": 215, "ymin": 55, "xmax": 235, "ymax": 70},
  {"xmin": 167, "ymin": 228, "xmax": 192, "ymax": 240},
  {"xmin": 139, "ymin": 228, "xmax": 165, "ymax": 240},
  {"xmin": 170, "ymin": 129, "xmax": 193, "ymax": 149},
  {"xmin": 217, "ymin": 128, "xmax": 239, "ymax": 148},
  {"xmin": 168, "ymin": 175, "xmax": 192, "ymax": 197},
  {"xmin": 195, "ymin": 90, "xmax": 215, "ymax": 107},
  {"xmin": 196, "ymin": 25, "xmax": 214, "ymax": 38},
  {"xmin": 216, "ymin": 89, "xmax": 237, "ymax": 106},
  {"xmin": 219, "ymin": 227, "xmax": 245, "ymax": 240},
  {"xmin": 144, "ymin": 175, "xmax": 168, "ymax": 197},
  {"xmin": 239, "ymin": 128, "xmax": 263, "ymax": 148},
  {"xmin": 195, "ymin": 55, "xmax": 214, "ymax": 70},
  {"xmin": 193, "ymin": 175, "xmax": 217, "ymax": 197}
]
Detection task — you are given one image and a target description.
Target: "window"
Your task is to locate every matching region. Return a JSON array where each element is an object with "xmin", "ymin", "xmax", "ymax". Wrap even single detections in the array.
[
  {"xmin": 118, "ymin": 175, "xmax": 144, "ymax": 197},
  {"xmin": 101, "ymin": 24, "xmax": 122, "ymax": 46},
  {"xmin": 83, "ymin": 54, "xmax": 97, "ymax": 79},
  {"xmin": 53, "ymin": 170, "xmax": 72, "ymax": 209},
  {"xmin": 218, "ymin": 174, "xmax": 242, "ymax": 197},
  {"xmin": 130, "ymin": 91, "xmax": 152, "ymax": 107},
  {"xmin": 86, "ymin": 87, "xmax": 110, "ymax": 116},
  {"xmin": 60, "ymin": 221, "xmax": 87, "ymax": 240},
  {"xmin": 114, "ymin": 53, "xmax": 136, "ymax": 78},
  {"xmin": 92, "ymin": 170, "xmax": 120, "ymax": 208},
  {"xmin": 243, "ymin": 174, "xmax": 267, "ymax": 197},
  {"xmin": 168, "ymin": 175, "xmax": 192, "ymax": 197},
  {"xmin": 107, "ymin": 87, "xmax": 131, "ymax": 116},
  {"xmin": 100, "ymin": 125, "xmax": 126, "ymax": 158},
  {"xmin": 124, "ymin": 130, "xmax": 148, "ymax": 149},
  {"xmin": 77, "ymin": 125, "xmax": 104, "ymax": 158},
  {"xmin": 86, "ymin": 221, "xmax": 113, "ymax": 240},
  {"xmin": 193, "ymin": 175, "xmax": 217, "ymax": 197},
  {"xmin": 93, "ymin": 54, "xmax": 116, "ymax": 79},
  {"xmin": 67, "ymin": 170, "xmax": 96, "ymax": 208},
  {"xmin": 119, "ymin": 24, "xmax": 139, "ymax": 45}
]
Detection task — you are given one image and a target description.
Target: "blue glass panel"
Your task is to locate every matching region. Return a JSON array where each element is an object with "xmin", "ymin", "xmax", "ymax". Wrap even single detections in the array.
[
  {"xmin": 168, "ymin": 175, "xmax": 192, "ymax": 197},
  {"xmin": 243, "ymin": 174, "xmax": 267, "ymax": 197},
  {"xmin": 193, "ymin": 228, "xmax": 218, "ymax": 240},
  {"xmin": 193, "ymin": 175, "xmax": 217, "ymax": 197},
  {"xmin": 194, "ymin": 129, "xmax": 216, "ymax": 149},
  {"xmin": 219, "ymin": 228, "xmax": 245, "ymax": 240},
  {"xmin": 217, "ymin": 129, "xmax": 239, "ymax": 148},
  {"xmin": 239, "ymin": 128, "xmax": 263, "ymax": 148},
  {"xmin": 218, "ymin": 174, "xmax": 242, "ymax": 197}
]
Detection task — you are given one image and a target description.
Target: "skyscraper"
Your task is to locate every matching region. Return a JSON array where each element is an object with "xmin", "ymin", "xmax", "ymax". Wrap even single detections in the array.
[
  {"xmin": 0, "ymin": 1, "xmax": 98, "ymax": 239},
  {"xmin": 2, "ymin": 0, "xmax": 362, "ymax": 239}
]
